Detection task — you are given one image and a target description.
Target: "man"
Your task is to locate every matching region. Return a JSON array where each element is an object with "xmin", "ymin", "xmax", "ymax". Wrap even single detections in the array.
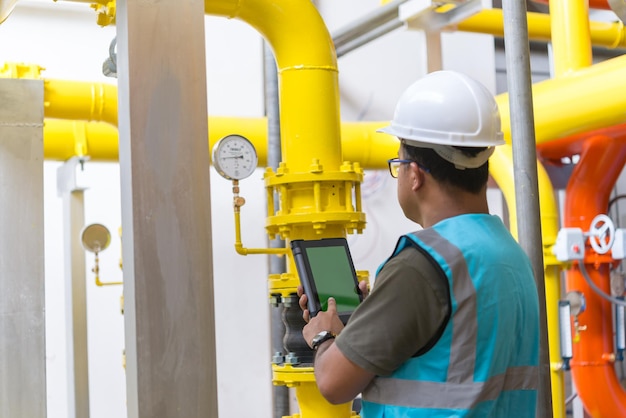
[{"xmin": 299, "ymin": 70, "xmax": 540, "ymax": 417}]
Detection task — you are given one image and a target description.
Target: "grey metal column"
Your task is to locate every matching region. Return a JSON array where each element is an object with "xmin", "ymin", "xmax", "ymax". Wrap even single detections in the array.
[
  {"xmin": 264, "ymin": 42, "xmax": 290, "ymax": 418},
  {"xmin": 0, "ymin": 79, "xmax": 46, "ymax": 418},
  {"xmin": 116, "ymin": 1, "xmax": 218, "ymax": 417},
  {"xmin": 57, "ymin": 157, "xmax": 90, "ymax": 418},
  {"xmin": 501, "ymin": 1, "xmax": 553, "ymax": 416}
]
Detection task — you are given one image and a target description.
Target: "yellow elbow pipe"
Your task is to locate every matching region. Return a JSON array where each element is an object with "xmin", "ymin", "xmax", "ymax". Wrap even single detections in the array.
[
  {"xmin": 205, "ymin": 0, "xmax": 342, "ymax": 172},
  {"xmin": 489, "ymin": 145, "xmax": 565, "ymax": 418},
  {"xmin": 496, "ymin": 54, "xmax": 626, "ymax": 145},
  {"xmin": 204, "ymin": 1, "xmax": 353, "ymax": 416}
]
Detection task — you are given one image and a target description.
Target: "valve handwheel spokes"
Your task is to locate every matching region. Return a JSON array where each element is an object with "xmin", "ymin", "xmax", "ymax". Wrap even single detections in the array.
[{"xmin": 588, "ymin": 214, "xmax": 616, "ymax": 255}]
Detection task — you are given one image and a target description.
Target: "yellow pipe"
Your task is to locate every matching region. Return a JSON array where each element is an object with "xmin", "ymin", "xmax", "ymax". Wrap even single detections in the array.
[
  {"xmin": 44, "ymin": 79, "xmax": 118, "ymax": 126},
  {"xmin": 5, "ymin": 8, "xmax": 626, "ymax": 142},
  {"xmin": 32, "ymin": 27, "xmax": 626, "ymax": 165},
  {"xmin": 544, "ymin": 1, "xmax": 590, "ymax": 414},
  {"xmin": 204, "ymin": 1, "xmax": 355, "ymax": 417},
  {"xmin": 549, "ymin": 0, "xmax": 592, "ymax": 76},
  {"xmin": 233, "ymin": 187, "xmax": 288, "ymax": 256},
  {"xmin": 489, "ymin": 145, "xmax": 565, "ymax": 418},
  {"xmin": 496, "ymin": 53, "xmax": 626, "ymax": 145},
  {"xmin": 455, "ymin": 9, "xmax": 551, "ymax": 41},
  {"xmin": 44, "ymin": 117, "xmax": 395, "ymax": 169},
  {"xmin": 204, "ymin": 0, "xmax": 342, "ymax": 173},
  {"xmin": 45, "ymin": 51, "xmax": 626, "ymax": 165},
  {"xmin": 44, "ymin": 119, "xmax": 119, "ymax": 161},
  {"xmin": 455, "ymin": 9, "xmax": 626, "ymax": 49}
]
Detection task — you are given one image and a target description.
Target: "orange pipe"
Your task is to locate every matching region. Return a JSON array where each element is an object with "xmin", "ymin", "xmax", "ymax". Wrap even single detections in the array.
[
  {"xmin": 563, "ymin": 135, "xmax": 626, "ymax": 417},
  {"xmin": 537, "ymin": 123, "xmax": 626, "ymax": 162}
]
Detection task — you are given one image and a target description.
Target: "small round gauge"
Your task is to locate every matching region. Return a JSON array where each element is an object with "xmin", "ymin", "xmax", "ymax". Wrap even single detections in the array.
[{"xmin": 212, "ymin": 134, "xmax": 258, "ymax": 180}]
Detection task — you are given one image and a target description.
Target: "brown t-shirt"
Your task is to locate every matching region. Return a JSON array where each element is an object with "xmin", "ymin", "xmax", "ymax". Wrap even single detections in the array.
[{"xmin": 334, "ymin": 246, "xmax": 450, "ymax": 376}]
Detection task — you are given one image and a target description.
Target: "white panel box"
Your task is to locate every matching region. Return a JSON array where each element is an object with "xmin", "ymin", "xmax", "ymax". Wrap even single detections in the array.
[
  {"xmin": 553, "ymin": 228, "xmax": 586, "ymax": 262},
  {"xmin": 613, "ymin": 229, "xmax": 626, "ymax": 260}
]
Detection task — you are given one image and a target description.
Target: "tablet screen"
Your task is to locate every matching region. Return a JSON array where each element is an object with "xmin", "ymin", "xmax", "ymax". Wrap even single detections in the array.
[
  {"xmin": 305, "ymin": 245, "xmax": 361, "ymax": 313},
  {"xmin": 291, "ymin": 238, "xmax": 362, "ymax": 322}
]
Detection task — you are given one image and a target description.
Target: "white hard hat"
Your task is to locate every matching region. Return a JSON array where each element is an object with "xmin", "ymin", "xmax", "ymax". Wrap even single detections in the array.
[{"xmin": 378, "ymin": 71, "xmax": 504, "ymax": 169}]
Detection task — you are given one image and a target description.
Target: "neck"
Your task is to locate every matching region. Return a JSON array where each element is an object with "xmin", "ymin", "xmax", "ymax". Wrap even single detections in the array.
[{"xmin": 418, "ymin": 187, "xmax": 489, "ymax": 228}]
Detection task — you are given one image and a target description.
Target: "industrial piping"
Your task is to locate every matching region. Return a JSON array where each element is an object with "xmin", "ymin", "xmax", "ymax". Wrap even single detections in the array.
[
  {"xmin": 203, "ymin": 0, "xmax": 342, "ymax": 173},
  {"xmin": 563, "ymin": 136, "xmax": 626, "ymax": 417},
  {"xmin": 7, "ymin": 2, "xmax": 623, "ymax": 414},
  {"xmin": 489, "ymin": 144, "xmax": 563, "ymax": 417},
  {"xmin": 456, "ymin": 9, "xmax": 626, "ymax": 50},
  {"xmin": 203, "ymin": 0, "xmax": 357, "ymax": 416},
  {"xmin": 539, "ymin": 0, "xmax": 626, "ymax": 414}
]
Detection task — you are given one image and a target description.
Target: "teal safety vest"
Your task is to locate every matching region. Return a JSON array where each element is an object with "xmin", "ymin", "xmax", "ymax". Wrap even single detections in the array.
[{"xmin": 361, "ymin": 214, "xmax": 539, "ymax": 418}]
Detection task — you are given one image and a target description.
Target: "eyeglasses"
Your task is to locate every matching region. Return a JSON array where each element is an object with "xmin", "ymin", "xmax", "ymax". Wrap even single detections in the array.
[{"xmin": 387, "ymin": 158, "xmax": 430, "ymax": 178}]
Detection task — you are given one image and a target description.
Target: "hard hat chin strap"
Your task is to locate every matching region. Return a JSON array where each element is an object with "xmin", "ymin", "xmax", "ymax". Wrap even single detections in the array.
[{"xmin": 404, "ymin": 139, "xmax": 495, "ymax": 170}]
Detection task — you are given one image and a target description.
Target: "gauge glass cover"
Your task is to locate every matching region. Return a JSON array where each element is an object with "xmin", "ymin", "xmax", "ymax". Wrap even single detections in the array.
[{"xmin": 213, "ymin": 134, "xmax": 258, "ymax": 180}]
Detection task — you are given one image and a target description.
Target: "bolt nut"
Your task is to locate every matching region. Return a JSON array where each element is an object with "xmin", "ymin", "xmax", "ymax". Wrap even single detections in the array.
[
  {"xmin": 272, "ymin": 351, "xmax": 285, "ymax": 364},
  {"xmin": 285, "ymin": 352, "xmax": 300, "ymax": 365},
  {"xmin": 282, "ymin": 295, "xmax": 298, "ymax": 308}
]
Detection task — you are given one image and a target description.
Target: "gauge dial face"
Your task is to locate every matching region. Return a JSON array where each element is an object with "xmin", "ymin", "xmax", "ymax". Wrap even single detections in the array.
[{"xmin": 212, "ymin": 134, "xmax": 258, "ymax": 180}]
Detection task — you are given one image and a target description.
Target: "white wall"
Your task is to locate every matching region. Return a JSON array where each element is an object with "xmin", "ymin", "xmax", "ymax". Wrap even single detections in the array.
[{"xmin": 0, "ymin": 1, "xmax": 502, "ymax": 418}]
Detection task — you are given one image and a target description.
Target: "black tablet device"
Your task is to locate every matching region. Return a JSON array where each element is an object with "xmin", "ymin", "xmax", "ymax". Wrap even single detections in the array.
[{"xmin": 291, "ymin": 238, "xmax": 363, "ymax": 324}]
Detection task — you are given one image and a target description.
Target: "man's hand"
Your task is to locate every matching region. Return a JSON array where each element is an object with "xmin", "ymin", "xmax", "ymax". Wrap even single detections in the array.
[
  {"xmin": 297, "ymin": 280, "xmax": 369, "ymax": 322},
  {"xmin": 302, "ymin": 297, "xmax": 345, "ymax": 349},
  {"xmin": 298, "ymin": 280, "xmax": 369, "ymax": 348},
  {"xmin": 296, "ymin": 282, "xmax": 375, "ymax": 404},
  {"xmin": 358, "ymin": 280, "xmax": 369, "ymax": 299}
]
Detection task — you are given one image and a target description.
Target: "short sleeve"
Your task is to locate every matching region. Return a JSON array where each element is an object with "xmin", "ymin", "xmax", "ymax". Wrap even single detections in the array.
[{"xmin": 335, "ymin": 246, "xmax": 450, "ymax": 376}]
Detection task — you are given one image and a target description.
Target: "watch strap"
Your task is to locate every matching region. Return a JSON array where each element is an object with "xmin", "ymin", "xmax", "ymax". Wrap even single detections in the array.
[{"xmin": 311, "ymin": 331, "xmax": 336, "ymax": 350}]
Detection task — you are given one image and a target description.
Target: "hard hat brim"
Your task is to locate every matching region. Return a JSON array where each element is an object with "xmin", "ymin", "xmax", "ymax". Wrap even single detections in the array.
[{"xmin": 377, "ymin": 124, "xmax": 505, "ymax": 147}]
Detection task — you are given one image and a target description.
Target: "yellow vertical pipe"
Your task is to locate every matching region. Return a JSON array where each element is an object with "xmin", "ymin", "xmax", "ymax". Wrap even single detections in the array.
[
  {"xmin": 490, "ymin": 145, "xmax": 565, "ymax": 418},
  {"xmin": 204, "ymin": 0, "xmax": 342, "ymax": 172},
  {"xmin": 204, "ymin": 1, "xmax": 351, "ymax": 417},
  {"xmin": 549, "ymin": 0, "xmax": 592, "ymax": 76}
]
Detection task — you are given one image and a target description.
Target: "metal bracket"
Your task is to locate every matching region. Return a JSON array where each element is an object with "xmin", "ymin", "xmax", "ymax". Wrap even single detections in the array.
[
  {"xmin": 399, "ymin": 0, "xmax": 483, "ymax": 32},
  {"xmin": 57, "ymin": 156, "xmax": 90, "ymax": 196}
]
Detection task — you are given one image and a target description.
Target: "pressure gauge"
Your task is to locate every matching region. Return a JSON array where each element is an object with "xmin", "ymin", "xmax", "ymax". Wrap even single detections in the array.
[{"xmin": 212, "ymin": 134, "xmax": 258, "ymax": 180}]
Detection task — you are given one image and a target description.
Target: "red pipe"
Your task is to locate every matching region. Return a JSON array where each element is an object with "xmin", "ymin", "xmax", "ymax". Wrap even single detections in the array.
[{"xmin": 563, "ymin": 134, "xmax": 626, "ymax": 417}]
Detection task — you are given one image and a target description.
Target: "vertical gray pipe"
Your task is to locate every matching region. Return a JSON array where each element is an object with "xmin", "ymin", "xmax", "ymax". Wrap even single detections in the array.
[
  {"xmin": 264, "ymin": 42, "xmax": 290, "ymax": 418},
  {"xmin": 332, "ymin": 0, "xmax": 407, "ymax": 58},
  {"xmin": 0, "ymin": 78, "xmax": 46, "ymax": 418},
  {"xmin": 501, "ymin": 0, "xmax": 553, "ymax": 416},
  {"xmin": 117, "ymin": 1, "xmax": 218, "ymax": 416},
  {"xmin": 57, "ymin": 158, "xmax": 91, "ymax": 418}
]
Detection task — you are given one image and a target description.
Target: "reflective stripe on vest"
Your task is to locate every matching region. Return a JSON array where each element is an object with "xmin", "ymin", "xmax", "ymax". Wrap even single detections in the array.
[
  {"xmin": 362, "ymin": 224, "xmax": 539, "ymax": 411},
  {"xmin": 363, "ymin": 365, "xmax": 538, "ymax": 409}
]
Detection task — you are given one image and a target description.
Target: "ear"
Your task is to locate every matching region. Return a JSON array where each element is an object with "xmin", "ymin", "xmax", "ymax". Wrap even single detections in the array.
[{"xmin": 409, "ymin": 162, "xmax": 425, "ymax": 192}]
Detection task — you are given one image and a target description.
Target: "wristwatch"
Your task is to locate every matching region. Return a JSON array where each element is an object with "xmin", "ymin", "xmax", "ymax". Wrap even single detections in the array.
[{"xmin": 311, "ymin": 330, "xmax": 336, "ymax": 350}]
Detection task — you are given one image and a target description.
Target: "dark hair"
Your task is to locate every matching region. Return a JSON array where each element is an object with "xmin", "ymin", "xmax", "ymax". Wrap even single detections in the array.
[{"xmin": 401, "ymin": 142, "xmax": 489, "ymax": 194}]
